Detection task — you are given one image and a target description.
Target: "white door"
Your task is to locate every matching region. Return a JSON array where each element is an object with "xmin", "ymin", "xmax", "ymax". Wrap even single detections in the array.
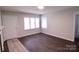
[{"xmin": 2, "ymin": 15, "xmax": 17, "ymax": 40}]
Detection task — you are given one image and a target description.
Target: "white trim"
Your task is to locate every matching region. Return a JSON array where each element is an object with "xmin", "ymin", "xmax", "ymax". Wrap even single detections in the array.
[
  {"xmin": 0, "ymin": 30, "xmax": 4, "ymax": 51},
  {"xmin": 0, "ymin": 26, "xmax": 4, "ymax": 51},
  {"xmin": 42, "ymin": 32, "xmax": 74, "ymax": 42},
  {"xmin": 73, "ymin": 12, "xmax": 76, "ymax": 42}
]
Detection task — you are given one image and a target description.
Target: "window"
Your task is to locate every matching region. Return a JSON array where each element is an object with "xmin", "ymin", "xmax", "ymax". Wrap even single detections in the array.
[
  {"xmin": 24, "ymin": 17, "xmax": 30, "ymax": 30},
  {"xmin": 30, "ymin": 18, "xmax": 35, "ymax": 29},
  {"xmin": 41, "ymin": 15, "xmax": 47, "ymax": 28},
  {"xmin": 35, "ymin": 18, "xmax": 40, "ymax": 28},
  {"xmin": 24, "ymin": 17, "xmax": 40, "ymax": 30}
]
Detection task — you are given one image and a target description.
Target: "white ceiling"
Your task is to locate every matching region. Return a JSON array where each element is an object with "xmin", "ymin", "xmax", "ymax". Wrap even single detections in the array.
[{"xmin": 0, "ymin": 6, "xmax": 75, "ymax": 14}]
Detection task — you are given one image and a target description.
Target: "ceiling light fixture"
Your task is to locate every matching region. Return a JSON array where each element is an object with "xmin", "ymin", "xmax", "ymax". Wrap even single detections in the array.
[{"xmin": 37, "ymin": 6, "xmax": 44, "ymax": 10}]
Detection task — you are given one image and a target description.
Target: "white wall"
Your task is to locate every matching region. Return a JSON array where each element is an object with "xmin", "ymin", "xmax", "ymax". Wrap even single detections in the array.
[
  {"xmin": 2, "ymin": 15, "xmax": 18, "ymax": 40},
  {"xmin": 17, "ymin": 13, "xmax": 40, "ymax": 37},
  {"xmin": 2, "ymin": 7, "xmax": 79, "ymax": 42},
  {"xmin": 42, "ymin": 7, "xmax": 79, "ymax": 42},
  {"xmin": 2, "ymin": 11, "xmax": 40, "ymax": 41},
  {"xmin": 0, "ymin": 10, "xmax": 4, "ymax": 51}
]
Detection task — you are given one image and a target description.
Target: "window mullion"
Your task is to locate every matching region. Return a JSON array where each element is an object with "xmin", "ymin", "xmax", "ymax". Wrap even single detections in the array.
[
  {"xmin": 29, "ymin": 17, "xmax": 31, "ymax": 29},
  {"xmin": 35, "ymin": 17, "xmax": 36, "ymax": 28}
]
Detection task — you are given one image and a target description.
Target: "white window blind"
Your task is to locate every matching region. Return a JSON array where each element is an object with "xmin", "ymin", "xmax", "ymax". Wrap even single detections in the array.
[
  {"xmin": 30, "ymin": 18, "xmax": 35, "ymax": 29},
  {"xmin": 24, "ymin": 17, "xmax": 40, "ymax": 30},
  {"xmin": 24, "ymin": 17, "xmax": 30, "ymax": 30},
  {"xmin": 41, "ymin": 16, "xmax": 47, "ymax": 28},
  {"xmin": 35, "ymin": 18, "xmax": 40, "ymax": 28}
]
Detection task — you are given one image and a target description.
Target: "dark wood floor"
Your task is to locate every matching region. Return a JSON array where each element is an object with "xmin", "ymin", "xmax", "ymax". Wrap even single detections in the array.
[{"xmin": 18, "ymin": 33, "xmax": 78, "ymax": 52}]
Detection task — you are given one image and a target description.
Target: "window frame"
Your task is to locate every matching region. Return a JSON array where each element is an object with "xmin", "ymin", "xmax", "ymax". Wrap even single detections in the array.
[{"xmin": 24, "ymin": 17, "xmax": 40, "ymax": 30}]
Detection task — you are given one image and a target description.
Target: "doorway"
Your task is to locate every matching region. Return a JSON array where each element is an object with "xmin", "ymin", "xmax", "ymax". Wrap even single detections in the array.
[
  {"xmin": 0, "ymin": 35, "xmax": 1, "ymax": 51},
  {"xmin": 75, "ymin": 14, "xmax": 79, "ymax": 46}
]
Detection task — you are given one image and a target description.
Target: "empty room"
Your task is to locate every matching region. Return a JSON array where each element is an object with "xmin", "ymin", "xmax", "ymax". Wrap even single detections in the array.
[{"xmin": 0, "ymin": 6, "xmax": 79, "ymax": 52}]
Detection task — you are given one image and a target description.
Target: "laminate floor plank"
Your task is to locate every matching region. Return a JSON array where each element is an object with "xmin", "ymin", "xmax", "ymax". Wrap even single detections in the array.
[{"xmin": 19, "ymin": 33, "xmax": 77, "ymax": 52}]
